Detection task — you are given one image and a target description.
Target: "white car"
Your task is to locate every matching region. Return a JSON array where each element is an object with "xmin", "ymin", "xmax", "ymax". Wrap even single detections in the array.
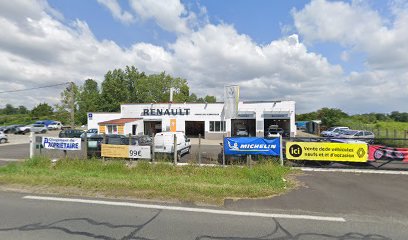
[
  {"xmin": 17, "ymin": 124, "xmax": 48, "ymax": 134},
  {"xmin": 47, "ymin": 121, "xmax": 63, "ymax": 130},
  {"xmin": 0, "ymin": 131, "xmax": 8, "ymax": 144},
  {"xmin": 154, "ymin": 132, "xmax": 191, "ymax": 160},
  {"xmin": 236, "ymin": 128, "xmax": 249, "ymax": 136},
  {"xmin": 321, "ymin": 127, "xmax": 349, "ymax": 137}
]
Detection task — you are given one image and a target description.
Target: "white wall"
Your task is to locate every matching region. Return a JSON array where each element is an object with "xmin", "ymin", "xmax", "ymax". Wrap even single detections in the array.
[{"xmin": 87, "ymin": 112, "xmax": 121, "ymax": 130}]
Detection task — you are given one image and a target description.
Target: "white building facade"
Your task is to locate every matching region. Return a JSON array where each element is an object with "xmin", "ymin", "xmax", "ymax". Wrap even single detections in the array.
[{"xmin": 88, "ymin": 101, "xmax": 296, "ymax": 139}]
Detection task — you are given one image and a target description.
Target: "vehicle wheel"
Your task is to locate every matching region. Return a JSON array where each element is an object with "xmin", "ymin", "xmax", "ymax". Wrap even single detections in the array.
[
  {"xmin": 187, "ymin": 146, "xmax": 191, "ymax": 154},
  {"xmin": 41, "ymin": 130, "xmax": 46, "ymax": 133},
  {"xmin": 0, "ymin": 138, "xmax": 6, "ymax": 144}
]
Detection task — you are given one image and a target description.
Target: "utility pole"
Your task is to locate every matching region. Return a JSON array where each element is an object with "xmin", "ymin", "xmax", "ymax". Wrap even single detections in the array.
[{"xmin": 70, "ymin": 82, "xmax": 75, "ymax": 129}]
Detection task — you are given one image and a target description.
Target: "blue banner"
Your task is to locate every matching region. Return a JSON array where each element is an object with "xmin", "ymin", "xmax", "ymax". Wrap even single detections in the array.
[{"xmin": 224, "ymin": 137, "xmax": 281, "ymax": 156}]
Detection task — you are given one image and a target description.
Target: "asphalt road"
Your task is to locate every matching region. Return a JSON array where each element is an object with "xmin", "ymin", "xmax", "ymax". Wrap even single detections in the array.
[{"xmin": 0, "ymin": 190, "xmax": 406, "ymax": 240}]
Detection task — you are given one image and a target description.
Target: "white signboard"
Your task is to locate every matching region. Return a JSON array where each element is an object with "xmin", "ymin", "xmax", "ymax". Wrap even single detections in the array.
[
  {"xmin": 224, "ymin": 85, "xmax": 240, "ymax": 119},
  {"xmin": 42, "ymin": 137, "xmax": 81, "ymax": 151},
  {"xmin": 129, "ymin": 145, "xmax": 151, "ymax": 159}
]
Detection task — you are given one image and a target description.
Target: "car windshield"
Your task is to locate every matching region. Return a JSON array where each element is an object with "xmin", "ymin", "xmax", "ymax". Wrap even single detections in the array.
[
  {"xmin": 343, "ymin": 130, "xmax": 358, "ymax": 135},
  {"xmin": 327, "ymin": 127, "xmax": 335, "ymax": 131}
]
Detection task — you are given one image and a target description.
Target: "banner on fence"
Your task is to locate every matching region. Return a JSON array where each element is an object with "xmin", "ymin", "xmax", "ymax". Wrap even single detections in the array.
[
  {"xmin": 369, "ymin": 145, "xmax": 408, "ymax": 162},
  {"xmin": 129, "ymin": 145, "xmax": 151, "ymax": 159},
  {"xmin": 286, "ymin": 142, "xmax": 368, "ymax": 162},
  {"xmin": 101, "ymin": 144, "xmax": 151, "ymax": 159},
  {"xmin": 224, "ymin": 137, "xmax": 280, "ymax": 156},
  {"xmin": 42, "ymin": 137, "xmax": 81, "ymax": 151}
]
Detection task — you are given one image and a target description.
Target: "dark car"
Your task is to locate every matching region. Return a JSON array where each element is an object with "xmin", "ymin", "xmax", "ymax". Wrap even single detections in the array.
[
  {"xmin": 3, "ymin": 124, "xmax": 25, "ymax": 134},
  {"xmin": 58, "ymin": 129, "xmax": 84, "ymax": 138},
  {"xmin": 87, "ymin": 134, "xmax": 153, "ymax": 158}
]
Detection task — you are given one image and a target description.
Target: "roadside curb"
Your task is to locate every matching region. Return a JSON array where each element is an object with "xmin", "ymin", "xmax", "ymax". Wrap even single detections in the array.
[{"xmin": 297, "ymin": 167, "xmax": 408, "ymax": 175}]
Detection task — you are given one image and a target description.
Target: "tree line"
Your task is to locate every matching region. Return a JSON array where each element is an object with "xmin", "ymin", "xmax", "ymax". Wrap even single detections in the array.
[
  {"xmin": 297, "ymin": 108, "xmax": 408, "ymax": 127},
  {"xmin": 1, "ymin": 66, "xmax": 216, "ymax": 125}
]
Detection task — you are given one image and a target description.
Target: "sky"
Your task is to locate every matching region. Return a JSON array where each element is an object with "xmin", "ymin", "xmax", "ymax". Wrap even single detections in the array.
[{"xmin": 0, "ymin": 0, "xmax": 407, "ymax": 114}]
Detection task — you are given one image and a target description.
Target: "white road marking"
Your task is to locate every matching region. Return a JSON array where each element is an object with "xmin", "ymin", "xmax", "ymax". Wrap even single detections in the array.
[
  {"xmin": 0, "ymin": 158, "xmax": 23, "ymax": 162},
  {"xmin": 298, "ymin": 167, "xmax": 408, "ymax": 175},
  {"xmin": 23, "ymin": 195, "xmax": 345, "ymax": 222}
]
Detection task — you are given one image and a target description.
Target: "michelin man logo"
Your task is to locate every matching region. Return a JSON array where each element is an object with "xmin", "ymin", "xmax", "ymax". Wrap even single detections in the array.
[{"xmin": 227, "ymin": 139, "xmax": 240, "ymax": 151}]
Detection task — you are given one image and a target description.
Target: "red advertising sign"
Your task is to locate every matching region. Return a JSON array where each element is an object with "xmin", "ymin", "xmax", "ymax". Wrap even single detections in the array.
[{"xmin": 368, "ymin": 145, "xmax": 408, "ymax": 162}]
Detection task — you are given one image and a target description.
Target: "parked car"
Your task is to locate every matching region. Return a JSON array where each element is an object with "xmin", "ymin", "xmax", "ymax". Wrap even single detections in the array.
[
  {"xmin": 0, "ymin": 131, "xmax": 8, "ymax": 144},
  {"xmin": 80, "ymin": 128, "xmax": 98, "ymax": 139},
  {"xmin": 59, "ymin": 129, "xmax": 84, "ymax": 138},
  {"xmin": 15, "ymin": 124, "xmax": 47, "ymax": 134},
  {"xmin": 236, "ymin": 128, "xmax": 249, "ymax": 136},
  {"xmin": 320, "ymin": 126, "xmax": 349, "ymax": 137},
  {"xmin": 47, "ymin": 121, "xmax": 63, "ymax": 130},
  {"xmin": 154, "ymin": 132, "xmax": 191, "ymax": 160},
  {"xmin": 3, "ymin": 124, "xmax": 24, "ymax": 134},
  {"xmin": 338, "ymin": 130, "xmax": 375, "ymax": 143},
  {"xmin": 266, "ymin": 127, "xmax": 284, "ymax": 137},
  {"xmin": 35, "ymin": 120, "xmax": 55, "ymax": 128}
]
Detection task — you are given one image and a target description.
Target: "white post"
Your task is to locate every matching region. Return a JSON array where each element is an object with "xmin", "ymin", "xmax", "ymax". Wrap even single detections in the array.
[{"xmin": 29, "ymin": 132, "xmax": 35, "ymax": 159}]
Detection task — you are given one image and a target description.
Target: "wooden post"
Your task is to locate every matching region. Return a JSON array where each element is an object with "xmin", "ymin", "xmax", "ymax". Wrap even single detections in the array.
[
  {"xmin": 102, "ymin": 133, "xmax": 106, "ymax": 161},
  {"xmin": 84, "ymin": 131, "xmax": 88, "ymax": 159},
  {"xmin": 279, "ymin": 134, "xmax": 283, "ymax": 166},
  {"xmin": 128, "ymin": 133, "xmax": 132, "ymax": 162},
  {"xmin": 29, "ymin": 132, "xmax": 34, "ymax": 159},
  {"xmin": 151, "ymin": 135, "xmax": 155, "ymax": 162},
  {"xmin": 173, "ymin": 134, "xmax": 177, "ymax": 165},
  {"xmin": 198, "ymin": 133, "xmax": 202, "ymax": 165},
  {"xmin": 222, "ymin": 135, "xmax": 226, "ymax": 166}
]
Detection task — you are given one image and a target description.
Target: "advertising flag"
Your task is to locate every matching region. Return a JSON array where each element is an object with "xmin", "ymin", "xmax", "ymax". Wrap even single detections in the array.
[{"xmin": 224, "ymin": 85, "xmax": 239, "ymax": 119}]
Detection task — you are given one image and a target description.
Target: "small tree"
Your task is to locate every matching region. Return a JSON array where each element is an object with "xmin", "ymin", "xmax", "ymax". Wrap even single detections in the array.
[{"xmin": 31, "ymin": 103, "xmax": 53, "ymax": 118}]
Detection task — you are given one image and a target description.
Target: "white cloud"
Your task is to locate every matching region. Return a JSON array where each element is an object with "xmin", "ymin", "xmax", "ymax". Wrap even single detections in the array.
[
  {"xmin": 0, "ymin": 0, "xmax": 407, "ymax": 114},
  {"xmin": 129, "ymin": 0, "xmax": 193, "ymax": 33},
  {"xmin": 97, "ymin": 0, "xmax": 134, "ymax": 24}
]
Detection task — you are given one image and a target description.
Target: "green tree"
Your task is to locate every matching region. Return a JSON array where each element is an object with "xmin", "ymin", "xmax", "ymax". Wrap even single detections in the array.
[
  {"xmin": 204, "ymin": 95, "xmax": 217, "ymax": 103},
  {"xmin": 100, "ymin": 69, "xmax": 130, "ymax": 112},
  {"xmin": 3, "ymin": 104, "xmax": 17, "ymax": 115},
  {"xmin": 317, "ymin": 108, "xmax": 349, "ymax": 127},
  {"xmin": 77, "ymin": 79, "xmax": 101, "ymax": 124},
  {"xmin": 17, "ymin": 105, "xmax": 29, "ymax": 114},
  {"xmin": 31, "ymin": 103, "xmax": 53, "ymax": 117}
]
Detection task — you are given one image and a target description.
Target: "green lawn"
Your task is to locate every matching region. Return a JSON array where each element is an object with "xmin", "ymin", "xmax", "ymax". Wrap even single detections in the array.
[{"xmin": 0, "ymin": 157, "xmax": 294, "ymax": 205}]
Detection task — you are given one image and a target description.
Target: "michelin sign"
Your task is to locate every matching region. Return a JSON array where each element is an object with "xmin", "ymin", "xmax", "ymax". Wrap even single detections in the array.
[
  {"xmin": 42, "ymin": 137, "xmax": 81, "ymax": 151},
  {"xmin": 224, "ymin": 137, "xmax": 280, "ymax": 156}
]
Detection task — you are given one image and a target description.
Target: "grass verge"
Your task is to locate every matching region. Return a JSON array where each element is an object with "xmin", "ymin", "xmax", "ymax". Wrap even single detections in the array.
[{"xmin": 0, "ymin": 157, "xmax": 295, "ymax": 205}]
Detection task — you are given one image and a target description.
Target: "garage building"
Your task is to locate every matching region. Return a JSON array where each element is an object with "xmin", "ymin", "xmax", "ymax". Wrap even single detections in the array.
[{"xmin": 88, "ymin": 101, "xmax": 296, "ymax": 140}]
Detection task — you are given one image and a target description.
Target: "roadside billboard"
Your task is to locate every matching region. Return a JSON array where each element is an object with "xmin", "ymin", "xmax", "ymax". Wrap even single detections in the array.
[
  {"xmin": 286, "ymin": 142, "xmax": 368, "ymax": 162},
  {"xmin": 42, "ymin": 137, "xmax": 81, "ymax": 151},
  {"xmin": 101, "ymin": 144, "xmax": 151, "ymax": 159},
  {"xmin": 224, "ymin": 137, "xmax": 280, "ymax": 156}
]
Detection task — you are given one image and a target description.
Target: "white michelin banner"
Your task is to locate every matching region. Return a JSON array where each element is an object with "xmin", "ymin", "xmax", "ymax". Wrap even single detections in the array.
[
  {"xmin": 42, "ymin": 137, "xmax": 81, "ymax": 151},
  {"xmin": 224, "ymin": 85, "xmax": 240, "ymax": 119}
]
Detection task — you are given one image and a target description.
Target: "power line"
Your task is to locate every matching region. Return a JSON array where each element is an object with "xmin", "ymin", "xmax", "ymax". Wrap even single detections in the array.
[{"xmin": 0, "ymin": 82, "xmax": 70, "ymax": 94}]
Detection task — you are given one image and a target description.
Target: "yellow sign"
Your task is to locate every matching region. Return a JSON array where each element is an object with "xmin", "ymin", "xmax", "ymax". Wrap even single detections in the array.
[
  {"xmin": 170, "ymin": 119, "xmax": 177, "ymax": 132},
  {"xmin": 286, "ymin": 142, "xmax": 368, "ymax": 162},
  {"xmin": 101, "ymin": 144, "xmax": 129, "ymax": 158}
]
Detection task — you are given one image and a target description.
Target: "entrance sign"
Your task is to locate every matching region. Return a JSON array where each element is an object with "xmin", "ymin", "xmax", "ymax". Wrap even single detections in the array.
[
  {"xmin": 224, "ymin": 85, "xmax": 239, "ymax": 119},
  {"xmin": 224, "ymin": 137, "xmax": 280, "ymax": 156},
  {"xmin": 286, "ymin": 142, "xmax": 368, "ymax": 162},
  {"xmin": 42, "ymin": 137, "xmax": 81, "ymax": 151}
]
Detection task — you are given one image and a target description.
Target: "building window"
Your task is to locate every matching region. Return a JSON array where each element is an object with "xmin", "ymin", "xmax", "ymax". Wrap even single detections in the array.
[
  {"xmin": 107, "ymin": 125, "xmax": 118, "ymax": 134},
  {"xmin": 209, "ymin": 121, "xmax": 226, "ymax": 132}
]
